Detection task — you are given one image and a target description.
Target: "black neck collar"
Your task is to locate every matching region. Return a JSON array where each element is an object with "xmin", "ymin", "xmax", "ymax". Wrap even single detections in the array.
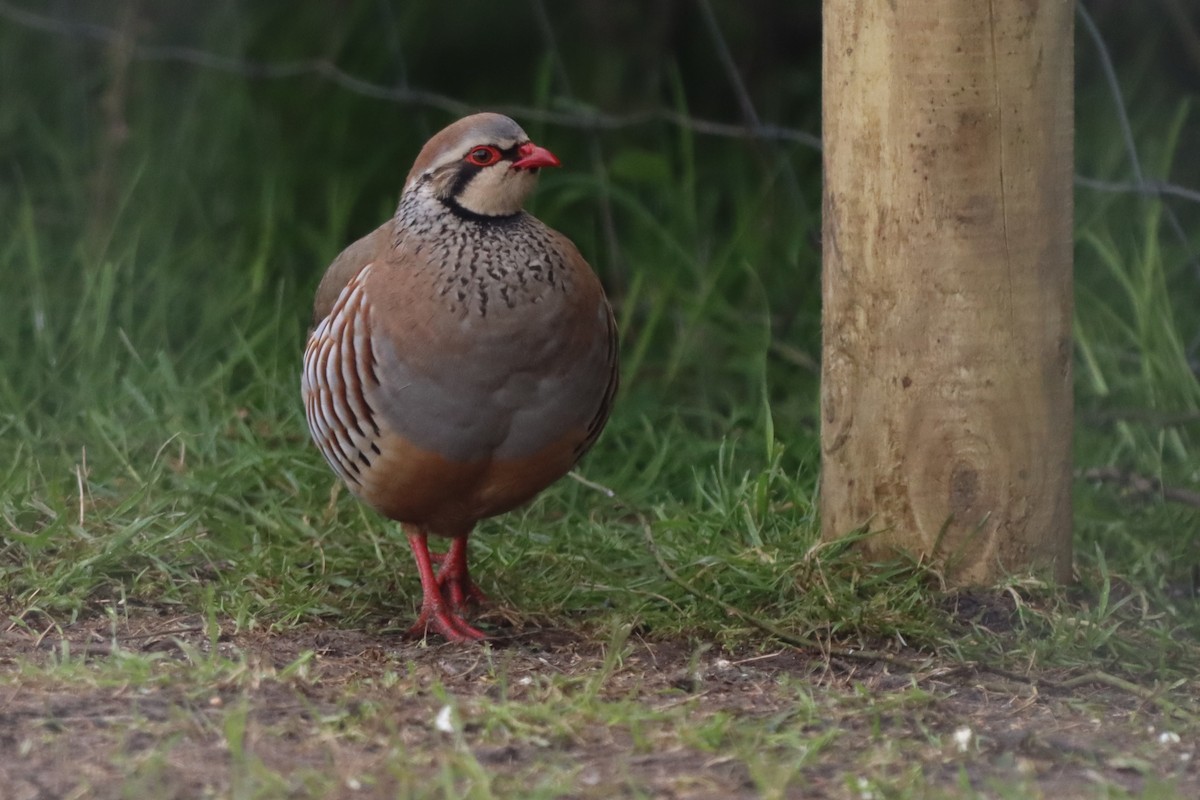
[{"xmin": 440, "ymin": 196, "xmax": 522, "ymax": 225}]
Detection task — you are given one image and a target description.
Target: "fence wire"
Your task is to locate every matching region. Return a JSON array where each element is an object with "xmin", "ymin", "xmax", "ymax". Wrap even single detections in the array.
[
  {"xmin": 2, "ymin": 0, "xmax": 1198, "ymax": 354},
  {"xmin": 0, "ymin": 1, "xmax": 1194, "ymax": 197}
]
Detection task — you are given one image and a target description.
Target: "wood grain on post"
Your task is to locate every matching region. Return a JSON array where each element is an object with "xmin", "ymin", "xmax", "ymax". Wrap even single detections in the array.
[{"xmin": 820, "ymin": 0, "xmax": 1074, "ymax": 583}]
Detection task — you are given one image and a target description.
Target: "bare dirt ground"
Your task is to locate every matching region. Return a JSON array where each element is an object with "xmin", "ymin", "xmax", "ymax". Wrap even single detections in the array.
[{"xmin": 1, "ymin": 606, "xmax": 1196, "ymax": 799}]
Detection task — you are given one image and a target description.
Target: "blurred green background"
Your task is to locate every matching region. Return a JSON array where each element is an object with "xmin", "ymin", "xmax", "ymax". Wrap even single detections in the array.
[{"xmin": 0, "ymin": 0, "xmax": 1198, "ymax": 636}]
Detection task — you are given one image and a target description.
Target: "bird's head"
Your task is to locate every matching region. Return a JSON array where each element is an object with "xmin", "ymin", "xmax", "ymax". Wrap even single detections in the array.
[{"xmin": 404, "ymin": 113, "xmax": 561, "ymax": 220}]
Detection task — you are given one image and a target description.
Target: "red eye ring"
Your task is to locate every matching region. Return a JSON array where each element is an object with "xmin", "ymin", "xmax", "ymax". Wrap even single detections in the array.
[{"xmin": 466, "ymin": 145, "xmax": 502, "ymax": 167}]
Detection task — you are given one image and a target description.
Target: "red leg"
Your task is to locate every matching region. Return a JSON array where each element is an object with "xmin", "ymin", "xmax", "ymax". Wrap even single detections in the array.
[
  {"xmin": 435, "ymin": 535, "xmax": 489, "ymax": 610},
  {"xmin": 405, "ymin": 528, "xmax": 487, "ymax": 642}
]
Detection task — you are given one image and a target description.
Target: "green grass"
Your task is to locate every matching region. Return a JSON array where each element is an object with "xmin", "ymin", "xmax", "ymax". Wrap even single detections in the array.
[{"xmin": 2, "ymin": 4, "xmax": 1199, "ymax": 798}]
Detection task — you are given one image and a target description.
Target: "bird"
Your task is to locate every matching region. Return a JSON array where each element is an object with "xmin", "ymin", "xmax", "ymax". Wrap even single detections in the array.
[{"xmin": 301, "ymin": 113, "xmax": 618, "ymax": 642}]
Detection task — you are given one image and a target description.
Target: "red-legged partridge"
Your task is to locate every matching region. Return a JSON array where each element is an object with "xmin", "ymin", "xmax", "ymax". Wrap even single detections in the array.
[{"xmin": 302, "ymin": 113, "xmax": 618, "ymax": 642}]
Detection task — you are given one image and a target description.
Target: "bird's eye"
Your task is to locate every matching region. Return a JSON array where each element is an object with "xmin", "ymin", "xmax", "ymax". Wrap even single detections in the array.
[{"xmin": 466, "ymin": 146, "xmax": 501, "ymax": 167}]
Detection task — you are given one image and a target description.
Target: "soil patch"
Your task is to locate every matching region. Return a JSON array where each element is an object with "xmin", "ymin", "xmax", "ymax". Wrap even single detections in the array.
[{"xmin": 1, "ymin": 607, "xmax": 1196, "ymax": 798}]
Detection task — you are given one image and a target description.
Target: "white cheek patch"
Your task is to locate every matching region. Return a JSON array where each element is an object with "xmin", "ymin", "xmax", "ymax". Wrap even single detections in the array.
[{"xmin": 456, "ymin": 167, "xmax": 537, "ymax": 217}]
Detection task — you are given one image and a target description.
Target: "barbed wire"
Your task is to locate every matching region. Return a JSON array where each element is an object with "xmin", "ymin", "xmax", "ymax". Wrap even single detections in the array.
[
  {"xmin": 4, "ymin": 0, "xmax": 1195, "ymax": 361},
  {"xmin": 1073, "ymin": 2, "xmax": 1200, "ymax": 363},
  {"xmin": 0, "ymin": 0, "xmax": 822, "ymax": 149},
  {"xmin": 0, "ymin": 0, "xmax": 1192, "ymax": 196},
  {"xmin": 1075, "ymin": 176, "xmax": 1200, "ymax": 206},
  {"xmin": 0, "ymin": 1, "xmax": 1196, "ymax": 226}
]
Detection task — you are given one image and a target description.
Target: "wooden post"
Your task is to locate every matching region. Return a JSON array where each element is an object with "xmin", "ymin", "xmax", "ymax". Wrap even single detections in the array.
[{"xmin": 820, "ymin": 0, "xmax": 1074, "ymax": 583}]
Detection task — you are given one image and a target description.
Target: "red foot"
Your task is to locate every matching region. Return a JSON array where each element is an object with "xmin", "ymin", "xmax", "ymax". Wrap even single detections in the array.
[
  {"xmin": 406, "ymin": 601, "xmax": 488, "ymax": 642},
  {"xmin": 431, "ymin": 536, "xmax": 489, "ymax": 611},
  {"xmin": 405, "ymin": 530, "xmax": 488, "ymax": 642}
]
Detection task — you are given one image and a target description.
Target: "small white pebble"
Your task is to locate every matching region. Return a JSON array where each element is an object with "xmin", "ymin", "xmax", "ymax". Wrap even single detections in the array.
[
  {"xmin": 345, "ymin": 778, "xmax": 362, "ymax": 791},
  {"xmin": 434, "ymin": 705, "xmax": 456, "ymax": 734},
  {"xmin": 208, "ymin": 696, "xmax": 223, "ymax": 708},
  {"xmin": 518, "ymin": 676, "xmax": 534, "ymax": 686},
  {"xmin": 856, "ymin": 777, "xmax": 874, "ymax": 800},
  {"xmin": 1158, "ymin": 731, "xmax": 1181, "ymax": 745},
  {"xmin": 714, "ymin": 658, "xmax": 732, "ymax": 670},
  {"xmin": 953, "ymin": 726, "xmax": 973, "ymax": 752}
]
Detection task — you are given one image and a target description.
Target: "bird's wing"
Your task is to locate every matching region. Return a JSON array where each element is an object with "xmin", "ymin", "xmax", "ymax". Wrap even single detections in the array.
[{"xmin": 312, "ymin": 222, "xmax": 392, "ymax": 325}]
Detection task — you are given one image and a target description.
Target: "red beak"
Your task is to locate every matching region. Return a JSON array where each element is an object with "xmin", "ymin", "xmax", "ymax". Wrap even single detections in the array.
[{"xmin": 512, "ymin": 142, "xmax": 561, "ymax": 170}]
